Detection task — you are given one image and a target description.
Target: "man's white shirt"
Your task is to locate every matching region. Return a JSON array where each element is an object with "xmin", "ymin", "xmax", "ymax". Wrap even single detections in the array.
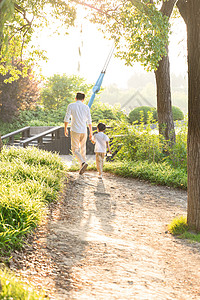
[{"xmin": 64, "ymin": 101, "xmax": 92, "ymax": 133}]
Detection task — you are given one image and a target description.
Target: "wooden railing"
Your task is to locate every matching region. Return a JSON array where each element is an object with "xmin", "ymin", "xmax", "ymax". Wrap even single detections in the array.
[
  {"xmin": 1, "ymin": 126, "xmax": 30, "ymax": 144},
  {"xmin": 20, "ymin": 126, "xmax": 62, "ymax": 148}
]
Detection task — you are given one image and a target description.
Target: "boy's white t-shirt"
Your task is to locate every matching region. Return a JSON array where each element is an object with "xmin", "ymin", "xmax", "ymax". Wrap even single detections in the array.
[{"xmin": 93, "ymin": 132, "xmax": 109, "ymax": 153}]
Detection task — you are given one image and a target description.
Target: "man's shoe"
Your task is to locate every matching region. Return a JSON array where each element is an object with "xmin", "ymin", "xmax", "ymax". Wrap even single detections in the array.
[{"xmin": 79, "ymin": 162, "xmax": 88, "ymax": 175}]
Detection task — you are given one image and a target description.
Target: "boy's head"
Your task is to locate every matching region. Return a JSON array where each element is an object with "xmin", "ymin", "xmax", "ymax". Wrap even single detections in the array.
[
  {"xmin": 97, "ymin": 122, "xmax": 106, "ymax": 132},
  {"xmin": 76, "ymin": 92, "xmax": 85, "ymax": 101}
]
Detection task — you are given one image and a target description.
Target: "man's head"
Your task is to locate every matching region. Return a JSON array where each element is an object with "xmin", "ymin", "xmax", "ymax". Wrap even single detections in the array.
[
  {"xmin": 76, "ymin": 92, "xmax": 85, "ymax": 101},
  {"xmin": 97, "ymin": 122, "xmax": 106, "ymax": 132}
]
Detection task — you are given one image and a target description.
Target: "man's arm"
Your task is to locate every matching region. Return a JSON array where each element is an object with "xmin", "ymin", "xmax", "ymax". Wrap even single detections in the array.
[
  {"xmin": 64, "ymin": 104, "xmax": 71, "ymax": 137},
  {"xmin": 64, "ymin": 122, "xmax": 69, "ymax": 137}
]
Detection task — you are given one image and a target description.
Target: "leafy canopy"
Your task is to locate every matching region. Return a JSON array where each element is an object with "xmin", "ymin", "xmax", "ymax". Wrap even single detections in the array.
[
  {"xmin": 80, "ymin": 0, "xmax": 170, "ymax": 71},
  {"xmin": 40, "ymin": 74, "xmax": 93, "ymax": 110},
  {"xmin": 0, "ymin": 0, "xmax": 76, "ymax": 81}
]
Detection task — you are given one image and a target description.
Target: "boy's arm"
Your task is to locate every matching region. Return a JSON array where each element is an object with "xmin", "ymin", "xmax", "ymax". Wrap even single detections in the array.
[{"xmin": 106, "ymin": 141, "xmax": 112, "ymax": 154}]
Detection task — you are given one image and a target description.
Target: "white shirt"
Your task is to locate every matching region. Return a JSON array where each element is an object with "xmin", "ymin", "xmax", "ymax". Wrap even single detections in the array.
[
  {"xmin": 64, "ymin": 101, "xmax": 92, "ymax": 133},
  {"xmin": 93, "ymin": 132, "xmax": 109, "ymax": 153}
]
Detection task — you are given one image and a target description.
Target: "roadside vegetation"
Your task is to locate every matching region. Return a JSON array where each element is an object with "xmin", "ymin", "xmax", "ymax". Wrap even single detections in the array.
[
  {"xmin": 0, "ymin": 146, "xmax": 66, "ymax": 298},
  {"xmin": 168, "ymin": 216, "xmax": 200, "ymax": 243},
  {"xmin": 0, "ymin": 268, "xmax": 48, "ymax": 300},
  {"xmin": 0, "ymin": 146, "xmax": 65, "ymax": 252}
]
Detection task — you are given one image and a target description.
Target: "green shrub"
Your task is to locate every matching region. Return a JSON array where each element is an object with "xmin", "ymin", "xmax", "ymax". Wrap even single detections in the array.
[
  {"xmin": 168, "ymin": 216, "xmax": 189, "ymax": 235},
  {"xmin": 0, "ymin": 147, "xmax": 65, "ymax": 251},
  {"xmin": 109, "ymin": 117, "xmax": 187, "ymax": 171},
  {"xmin": 164, "ymin": 122, "xmax": 187, "ymax": 170},
  {"xmin": 128, "ymin": 106, "xmax": 157, "ymax": 124},
  {"xmin": 0, "ymin": 268, "xmax": 47, "ymax": 299},
  {"xmin": 103, "ymin": 161, "xmax": 187, "ymax": 189},
  {"xmin": 109, "ymin": 118, "xmax": 164, "ymax": 163},
  {"xmin": 172, "ymin": 106, "xmax": 184, "ymax": 121},
  {"xmin": 90, "ymin": 101, "xmax": 127, "ymax": 123},
  {"xmin": 128, "ymin": 105, "xmax": 184, "ymax": 125}
]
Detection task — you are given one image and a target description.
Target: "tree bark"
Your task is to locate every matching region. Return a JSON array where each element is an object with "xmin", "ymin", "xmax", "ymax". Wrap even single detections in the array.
[
  {"xmin": 155, "ymin": 45, "xmax": 175, "ymax": 144},
  {"xmin": 185, "ymin": 1, "xmax": 200, "ymax": 232},
  {"xmin": 154, "ymin": 0, "xmax": 177, "ymax": 145}
]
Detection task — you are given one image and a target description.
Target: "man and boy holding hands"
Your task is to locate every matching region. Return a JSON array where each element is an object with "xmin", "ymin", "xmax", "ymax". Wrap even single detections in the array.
[{"xmin": 64, "ymin": 91, "xmax": 111, "ymax": 178}]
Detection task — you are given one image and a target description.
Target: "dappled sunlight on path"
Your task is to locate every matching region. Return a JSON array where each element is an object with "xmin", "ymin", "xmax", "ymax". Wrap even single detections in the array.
[{"xmin": 10, "ymin": 170, "xmax": 200, "ymax": 300}]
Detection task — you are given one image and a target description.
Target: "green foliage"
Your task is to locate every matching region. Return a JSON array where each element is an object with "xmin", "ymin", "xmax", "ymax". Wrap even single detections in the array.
[
  {"xmin": 90, "ymin": 101, "xmax": 127, "ymax": 124},
  {"xmin": 88, "ymin": 0, "xmax": 170, "ymax": 71},
  {"xmin": 168, "ymin": 216, "xmax": 189, "ymax": 235},
  {"xmin": 110, "ymin": 117, "xmax": 164, "ymax": 163},
  {"xmin": 0, "ymin": 268, "xmax": 47, "ymax": 299},
  {"xmin": 104, "ymin": 160, "xmax": 187, "ymax": 189},
  {"xmin": 0, "ymin": 61, "xmax": 40, "ymax": 122},
  {"xmin": 128, "ymin": 106, "xmax": 157, "ymax": 124},
  {"xmin": 164, "ymin": 122, "xmax": 187, "ymax": 169},
  {"xmin": 0, "ymin": 0, "xmax": 76, "ymax": 80},
  {"xmin": 0, "ymin": 106, "xmax": 65, "ymax": 136},
  {"xmin": 0, "ymin": 147, "xmax": 65, "ymax": 251},
  {"xmin": 40, "ymin": 74, "xmax": 92, "ymax": 110},
  {"xmin": 179, "ymin": 231, "xmax": 200, "ymax": 243},
  {"xmin": 69, "ymin": 160, "xmax": 187, "ymax": 189},
  {"xmin": 109, "ymin": 115, "xmax": 187, "ymax": 169},
  {"xmin": 172, "ymin": 106, "xmax": 184, "ymax": 121},
  {"xmin": 128, "ymin": 106, "xmax": 184, "ymax": 124}
]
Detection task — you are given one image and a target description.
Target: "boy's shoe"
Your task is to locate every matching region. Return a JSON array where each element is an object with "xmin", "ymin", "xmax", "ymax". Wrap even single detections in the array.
[
  {"xmin": 79, "ymin": 162, "xmax": 88, "ymax": 175},
  {"xmin": 98, "ymin": 175, "xmax": 103, "ymax": 179}
]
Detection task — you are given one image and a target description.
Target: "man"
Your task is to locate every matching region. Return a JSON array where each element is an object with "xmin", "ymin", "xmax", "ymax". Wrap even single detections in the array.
[{"xmin": 64, "ymin": 92, "xmax": 92, "ymax": 175}]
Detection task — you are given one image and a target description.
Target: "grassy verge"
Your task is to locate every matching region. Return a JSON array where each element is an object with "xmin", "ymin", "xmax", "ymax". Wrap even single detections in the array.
[
  {"xmin": 0, "ymin": 268, "xmax": 48, "ymax": 299},
  {"xmin": 0, "ymin": 146, "xmax": 66, "ymax": 253},
  {"xmin": 168, "ymin": 216, "xmax": 200, "ymax": 243},
  {"xmin": 69, "ymin": 160, "xmax": 187, "ymax": 190}
]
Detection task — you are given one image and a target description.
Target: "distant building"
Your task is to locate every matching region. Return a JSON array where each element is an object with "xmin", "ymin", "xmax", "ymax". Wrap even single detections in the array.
[{"xmin": 121, "ymin": 91, "xmax": 154, "ymax": 114}]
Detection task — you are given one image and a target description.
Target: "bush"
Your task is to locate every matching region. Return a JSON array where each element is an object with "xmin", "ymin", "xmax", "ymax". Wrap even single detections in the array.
[
  {"xmin": 109, "ymin": 119, "xmax": 164, "ymax": 163},
  {"xmin": 0, "ymin": 268, "xmax": 47, "ymax": 299},
  {"xmin": 108, "ymin": 117, "xmax": 187, "ymax": 171},
  {"xmin": 168, "ymin": 216, "xmax": 189, "ymax": 235},
  {"xmin": 90, "ymin": 101, "xmax": 127, "ymax": 123},
  {"xmin": 128, "ymin": 105, "xmax": 184, "ymax": 124},
  {"xmin": 172, "ymin": 106, "xmax": 184, "ymax": 121},
  {"xmin": 0, "ymin": 147, "xmax": 65, "ymax": 251},
  {"xmin": 128, "ymin": 106, "xmax": 157, "ymax": 124}
]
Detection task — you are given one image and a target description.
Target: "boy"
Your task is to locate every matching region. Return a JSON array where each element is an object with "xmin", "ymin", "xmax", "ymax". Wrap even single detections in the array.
[{"xmin": 92, "ymin": 122, "xmax": 112, "ymax": 179}]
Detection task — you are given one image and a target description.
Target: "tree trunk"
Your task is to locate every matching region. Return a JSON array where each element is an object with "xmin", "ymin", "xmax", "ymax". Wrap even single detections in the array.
[
  {"xmin": 186, "ymin": 0, "xmax": 200, "ymax": 232},
  {"xmin": 154, "ymin": 45, "xmax": 175, "ymax": 144},
  {"xmin": 153, "ymin": 0, "xmax": 177, "ymax": 145}
]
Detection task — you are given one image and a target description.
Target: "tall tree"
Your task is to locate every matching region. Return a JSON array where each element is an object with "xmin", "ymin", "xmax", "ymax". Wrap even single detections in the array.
[
  {"xmin": 154, "ymin": 0, "xmax": 176, "ymax": 144},
  {"xmin": 80, "ymin": 0, "xmax": 177, "ymax": 144},
  {"xmin": 40, "ymin": 74, "xmax": 92, "ymax": 110},
  {"xmin": 177, "ymin": 0, "xmax": 200, "ymax": 232},
  {"xmin": 0, "ymin": 0, "xmax": 76, "ymax": 150},
  {"xmin": 0, "ymin": 0, "xmax": 76, "ymax": 81}
]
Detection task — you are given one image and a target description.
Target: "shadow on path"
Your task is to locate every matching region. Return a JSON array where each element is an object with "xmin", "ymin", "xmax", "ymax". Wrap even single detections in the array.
[{"xmin": 94, "ymin": 178, "xmax": 116, "ymax": 233}]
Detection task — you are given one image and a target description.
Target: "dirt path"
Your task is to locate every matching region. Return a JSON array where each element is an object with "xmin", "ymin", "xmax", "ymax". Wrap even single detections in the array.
[{"xmin": 10, "ymin": 171, "xmax": 200, "ymax": 299}]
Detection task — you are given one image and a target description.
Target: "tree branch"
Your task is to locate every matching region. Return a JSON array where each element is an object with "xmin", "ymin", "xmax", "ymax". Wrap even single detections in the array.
[
  {"xmin": 176, "ymin": 0, "xmax": 188, "ymax": 24},
  {"xmin": 71, "ymin": 0, "xmax": 111, "ymax": 17},
  {"xmin": 14, "ymin": 3, "xmax": 32, "ymax": 26},
  {"xmin": 160, "ymin": 0, "xmax": 178, "ymax": 17}
]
